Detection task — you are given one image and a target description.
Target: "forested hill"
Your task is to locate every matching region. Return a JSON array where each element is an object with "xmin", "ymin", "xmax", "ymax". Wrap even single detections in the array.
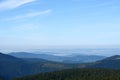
[
  {"xmin": 1, "ymin": 52, "xmax": 120, "ymax": 80},
  {"xmin": 0, "ymin": 76, "xmax": 3, "ymax": 80},
  {"xmin": 80, "ymin": 55, "xmax": 120, "ymax": 69},
  {"xmin": 14, "ymin": 68, "xmax": 120, "ymax": 80},
  {"xmin": 0, "ymin": 52, "xmax": 77, "ymax": 80}
]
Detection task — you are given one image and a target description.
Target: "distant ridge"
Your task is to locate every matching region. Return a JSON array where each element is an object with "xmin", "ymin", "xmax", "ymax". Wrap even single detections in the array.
[
  {"xmin": 9, "ymin": 52, "xmax": 106, "ymax": 63},
  {"xmin": 0, "ymin": 52, "xmax": 74, "ymax": 80},
  {"xmin": 0, "ymin": 52, "xmax": 24, "ymax": 62},
  {"xmin": 80, "ymin": 55, "xmax": 120, "ymax": 69},
  {"xmin": 103, "ymin": 55, "xmax": 120, "ymax": 60},
  {"xmin": 1, "ymin": 52, "xmax": 120, "ymax": 80}
]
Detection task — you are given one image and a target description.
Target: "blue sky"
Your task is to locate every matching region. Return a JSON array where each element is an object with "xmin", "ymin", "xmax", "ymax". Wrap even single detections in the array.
[{"xmin": 0, "ymin": 0, "xmax": 120, "ymax": 51}]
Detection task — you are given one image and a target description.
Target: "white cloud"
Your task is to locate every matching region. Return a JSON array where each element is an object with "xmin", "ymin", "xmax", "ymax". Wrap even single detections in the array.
[
  {"xmin": 5, "ymin": 9, "xmax": 52, "ymax": 21},
  {"xmin": 0, "ymin": 0, "xmax": 36, "ymax": 10}
]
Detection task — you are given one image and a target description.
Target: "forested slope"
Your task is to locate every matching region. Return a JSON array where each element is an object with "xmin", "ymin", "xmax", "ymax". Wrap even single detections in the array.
[{"xmin": 14, "ymin": 68, "xmax": 120, "ymax": 80}]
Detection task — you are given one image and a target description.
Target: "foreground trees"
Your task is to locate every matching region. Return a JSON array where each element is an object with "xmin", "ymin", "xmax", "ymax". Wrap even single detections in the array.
[{"xmin": 14, "ymin": 68, "xmax": 120, "ymax": 80}]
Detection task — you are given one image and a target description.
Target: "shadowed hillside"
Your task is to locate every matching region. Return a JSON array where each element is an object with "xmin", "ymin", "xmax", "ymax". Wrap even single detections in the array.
[
  {"xmin": 1, "ymin": 52, "xmax": 120, "ymax": 80},
  {"xmin": 13, "ymin": 68, "xmax": 120, "ymax": 80},
  {"xmin": 0, "ymin": 53, "xmax": 77, "ymax": 80},
  {"xmin": 79, "ymin": 55, "xmax": 120, "ymax": 69}
]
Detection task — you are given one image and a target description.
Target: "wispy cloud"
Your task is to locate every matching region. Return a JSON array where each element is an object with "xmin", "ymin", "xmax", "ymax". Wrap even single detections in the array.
[
  {"xmin": 0, "ymin": 0, "xmax": 36, "ymax": 10},
  {"xmin": 72, "ymin": 0, "xmax": 120, "ymax": 9},
  {"xmin": 5, "ymin": 9, "xmax": 52, "ymax": 21}
]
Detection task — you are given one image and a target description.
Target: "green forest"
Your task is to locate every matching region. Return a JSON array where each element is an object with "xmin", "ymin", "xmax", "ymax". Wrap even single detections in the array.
[
  {"xmin": 0, "ymin": 78, "xmax": 2, "ymax": 80},
  {"xmin": 14, "ymin": 68, "xmax": 120, "ymax": 80}
]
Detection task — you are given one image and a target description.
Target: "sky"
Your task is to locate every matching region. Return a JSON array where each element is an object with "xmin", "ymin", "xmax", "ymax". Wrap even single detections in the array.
[{"xmin": 0, "ymin": 0, "xmax": 120, "ymax": 51}]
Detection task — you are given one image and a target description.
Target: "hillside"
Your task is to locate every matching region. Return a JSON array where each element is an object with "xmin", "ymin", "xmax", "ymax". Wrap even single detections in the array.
[
  {"xmin": 0, "ymin": 53, "xmax": 76, "ymax": 80},
  {"xmin": 0, "ymin": 52, "xmax": 24, "ymax": 62},
  {"xmin": 13, "ymin": 68, "xmax": 120, "ymax": 80},
  {"xmin": 1, "ymin": 52, "xmax": 120, "ymax": 80},
  {"xmin": 9, "ymin": 52, "xmax": 105, "ymax": 63},
  {"xmin": 13, "ymin": 55, "xmax": 120, "ymax": 80},
  {"xmin": 0, "ymin": 77, "xmax": 3, "ymax": 80},
  {"xmin": 79, "ymin": 55, "xmax": 120, "ymax": 69}
]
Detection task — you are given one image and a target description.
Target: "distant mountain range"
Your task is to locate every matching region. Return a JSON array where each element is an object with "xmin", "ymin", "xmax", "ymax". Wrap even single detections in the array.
[
  {"xmin": 13, "ymin": 55, "xmax": 120, "ymax": 80},
  {"xmin": 9, "ymin": 52, "xmax": 106, "ymax": 63},
  {"xmin": 0, "ymin": 52, "xmax": 75, "ymax": 80},
  {"xmin": 0, "ymin": 52, "xmax": 120, "ymax": 80}
]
